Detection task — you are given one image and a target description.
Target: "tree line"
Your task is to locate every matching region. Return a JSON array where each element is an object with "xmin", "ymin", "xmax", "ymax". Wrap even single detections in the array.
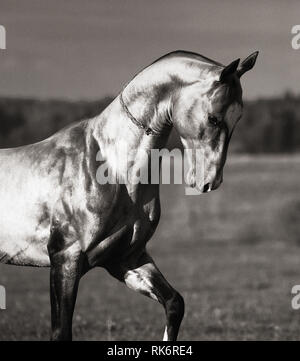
[{"xmin": 0, "ymin": 92, "xmax": 299, "ymax": 153}]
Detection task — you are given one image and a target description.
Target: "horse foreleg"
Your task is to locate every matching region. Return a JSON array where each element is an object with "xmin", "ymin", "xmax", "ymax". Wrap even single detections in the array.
[
  {"xmin": 107, "ymin": 251, "xmax": 185, "ymax": 341},
  {"xmin": 48, "ymin": 243, "xmax": 84, "ymax": 341}
]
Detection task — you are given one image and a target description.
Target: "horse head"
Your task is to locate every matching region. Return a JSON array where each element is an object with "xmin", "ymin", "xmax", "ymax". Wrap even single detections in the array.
[{"xmin": 172, "ymin": 51, "xmax": 258, "ymax": 193}]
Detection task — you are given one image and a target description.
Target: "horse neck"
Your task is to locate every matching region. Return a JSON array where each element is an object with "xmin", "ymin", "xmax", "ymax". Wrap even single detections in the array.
[{"xmin": 92, "ymin": 66, "xmax": 174, "ymax": 180}]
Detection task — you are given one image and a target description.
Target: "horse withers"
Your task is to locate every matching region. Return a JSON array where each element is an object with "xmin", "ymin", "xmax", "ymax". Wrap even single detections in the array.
[{"xmin": 0, "ymin": 50, "xmax": 258, "ymax": 340}]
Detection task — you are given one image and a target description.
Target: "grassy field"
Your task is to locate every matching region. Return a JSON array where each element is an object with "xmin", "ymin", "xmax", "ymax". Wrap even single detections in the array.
[{"xmin": 1, "ymin": 155, "xmax": 300, "ymax": 340}]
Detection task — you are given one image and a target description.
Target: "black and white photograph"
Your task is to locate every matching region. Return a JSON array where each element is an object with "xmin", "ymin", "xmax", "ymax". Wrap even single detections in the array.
[{"xmin": 0, "ymin": 0, "xmax": 300, "ymax": 350}]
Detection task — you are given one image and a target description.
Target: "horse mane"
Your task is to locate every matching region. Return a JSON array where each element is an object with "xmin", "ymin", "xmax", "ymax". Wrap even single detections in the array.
[
  {"xmin": 122, "ymin": 50, "xmax": 223, "ymax": 90},
  {"xmin": 149, "ymin": 50, "xmax": 223, "ymax": 67}
]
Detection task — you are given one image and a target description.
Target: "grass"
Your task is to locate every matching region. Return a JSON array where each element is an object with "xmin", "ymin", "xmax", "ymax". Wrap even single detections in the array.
[{"xmin": 1, "ymin": 154, "xmax": 300, "ymax": 340}]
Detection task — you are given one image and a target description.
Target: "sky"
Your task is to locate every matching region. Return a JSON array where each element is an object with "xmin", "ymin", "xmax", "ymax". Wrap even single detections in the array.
[{"xmin": 0, "ymin": 0, "xmax": 299, "ymax": 100}]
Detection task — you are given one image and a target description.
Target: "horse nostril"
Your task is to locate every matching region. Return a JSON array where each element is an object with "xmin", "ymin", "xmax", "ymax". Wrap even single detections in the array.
[{"xmin": 203, "ymin": 183, "xmax": 210, "ymax": 193}]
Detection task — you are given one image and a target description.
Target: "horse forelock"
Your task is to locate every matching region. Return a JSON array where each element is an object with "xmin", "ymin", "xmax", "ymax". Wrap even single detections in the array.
[{"xmin": 207, "ymin": 75, "xmax": 243, "ymax": 112}]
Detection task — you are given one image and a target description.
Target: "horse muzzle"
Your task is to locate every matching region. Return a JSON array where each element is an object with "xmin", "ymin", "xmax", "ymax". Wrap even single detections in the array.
[{"xmin": 201, "ymin": 180, "xmax": 222, "ymax": 193}]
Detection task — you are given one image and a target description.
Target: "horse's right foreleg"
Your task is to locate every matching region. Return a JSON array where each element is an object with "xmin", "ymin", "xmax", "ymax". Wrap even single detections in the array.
[{"xmin": 48, "ymin": 242, "xmax": 84, "ymax": 341}]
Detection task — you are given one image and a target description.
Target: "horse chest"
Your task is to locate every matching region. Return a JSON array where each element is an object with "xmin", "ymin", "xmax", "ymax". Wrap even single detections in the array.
[{"xmin": 85, "ymin": 193, "xmax": 161, "ymax": 267}]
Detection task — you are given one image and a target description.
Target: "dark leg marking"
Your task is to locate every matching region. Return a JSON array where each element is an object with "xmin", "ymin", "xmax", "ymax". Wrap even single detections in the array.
[{"xmin": 48, "ymin": 228, "xmax": 85, "ymax": 341}]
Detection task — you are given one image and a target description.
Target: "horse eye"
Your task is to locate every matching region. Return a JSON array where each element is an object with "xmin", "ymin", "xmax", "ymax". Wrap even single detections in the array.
[{"xmin": 208, "ymin": 115, "xmax": 220, "ymax": 126}]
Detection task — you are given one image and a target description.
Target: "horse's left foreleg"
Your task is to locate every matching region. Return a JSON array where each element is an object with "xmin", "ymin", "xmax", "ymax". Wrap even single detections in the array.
[{"xmin": 106, "ymin": 251, "xmax": 185, "ymax": 341}]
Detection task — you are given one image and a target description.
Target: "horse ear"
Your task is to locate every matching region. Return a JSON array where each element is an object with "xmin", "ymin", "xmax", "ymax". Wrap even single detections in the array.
[
  {"xmin": 237, "ymin": 51, "xmax": 259, "ymax": 78},
  {"xmin": 219, "ymin": 59, "xmax": 240, "ymax": 82}
]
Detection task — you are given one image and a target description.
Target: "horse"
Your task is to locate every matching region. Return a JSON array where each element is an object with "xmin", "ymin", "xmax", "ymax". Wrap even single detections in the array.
[{"xmin": 0, "ymin": 50, "xmax": 258, "ymax": 341}]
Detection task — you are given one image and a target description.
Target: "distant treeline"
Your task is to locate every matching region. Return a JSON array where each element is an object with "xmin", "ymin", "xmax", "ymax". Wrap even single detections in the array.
[{"xmin": 0, "ymin": 92, "xmax": 299, "ymax": 153}]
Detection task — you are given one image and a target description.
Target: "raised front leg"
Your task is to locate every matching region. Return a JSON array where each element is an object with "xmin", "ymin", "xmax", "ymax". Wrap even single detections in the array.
[
  {"xmin": 106, "ymin": 251, "xmax": 185, "ymax": 341},
  {"xmin": 48, "ymin": 240, "xmax": 84, "ymax": 341}
]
